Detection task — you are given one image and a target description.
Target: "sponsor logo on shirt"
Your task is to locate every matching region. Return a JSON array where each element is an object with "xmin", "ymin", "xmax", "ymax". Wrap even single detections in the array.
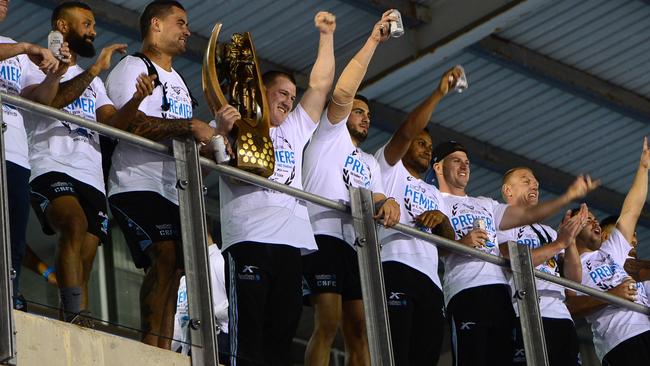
[
  {"xmin": 61, "ymin": 85, "xmax": 100, "ymax": 143},
  {"xmin": 449, "ymin": 202, "xmax": 496, "ymax": 248},
  {"xmin": 515, "ymin": 227, "xmax": 559, "ymax": 276},
  {"xmin": 342, "ymin": 149, "xmax": 372, "ymax": 189},
  {"xmin": 162, "ymin": 82, "xmax": 193, "ymax": 119},
  {"xmin": 268, "ymin": 133, "xmax": 296, "ymax": 186},
  {"xmin": 403, "ymin": 179, "xmax": 440, "ymax": 233}
]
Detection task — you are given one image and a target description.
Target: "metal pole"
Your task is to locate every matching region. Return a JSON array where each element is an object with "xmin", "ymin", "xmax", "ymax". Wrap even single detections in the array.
[
  {"xmin": 508, "ymin": 241, "xmax": 549, "ymax": 366},
  {"xmin": 0, "ymin": 94, "xmax": 16, "ymax": 365},
  {"xmin": 349, "ymin": 187, "xmax": 394, "ymax": 366},
  {"xmin": 173, "ymin": 138, "xmax": 219, "ymax": 366}
]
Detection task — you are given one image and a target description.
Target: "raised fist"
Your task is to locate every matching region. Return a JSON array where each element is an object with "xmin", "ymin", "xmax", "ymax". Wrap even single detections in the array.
[{"xmin": 314, "ymin": 11, "xmax": 336, "ymax": 34}]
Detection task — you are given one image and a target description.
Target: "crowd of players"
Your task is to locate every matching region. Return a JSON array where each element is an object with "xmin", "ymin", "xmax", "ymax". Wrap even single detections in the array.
[{"xmin": 2, "ymin": 1, "xmax": 650, "ymax": 365}]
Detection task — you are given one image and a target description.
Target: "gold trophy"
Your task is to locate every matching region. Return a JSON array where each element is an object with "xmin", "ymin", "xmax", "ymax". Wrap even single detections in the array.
[{"xmin": 202, "ymin": 24, "xmax": 275, "ymax": 177}]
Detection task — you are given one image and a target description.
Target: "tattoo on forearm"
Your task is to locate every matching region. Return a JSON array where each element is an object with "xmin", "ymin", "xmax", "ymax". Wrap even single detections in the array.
[
  {"xmin": 52, "ymin": 70, "xmax": 96, "ymax": 109},
  {"xmin": 127, "ymin": 113, "xmax": 192, "ymax": 141}
]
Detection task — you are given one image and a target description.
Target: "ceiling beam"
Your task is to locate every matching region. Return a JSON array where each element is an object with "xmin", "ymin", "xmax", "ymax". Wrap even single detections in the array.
[
  {"xmin": 360, "ymin": 0, "xmax": 553, "ymax": 96},
  {"xmin": 366, "ymin": 101, "xmax": 650, "ymax": 227},
  {"xmin": 473, "ymin": 35, "xmax": 650, "ymax": 122}
]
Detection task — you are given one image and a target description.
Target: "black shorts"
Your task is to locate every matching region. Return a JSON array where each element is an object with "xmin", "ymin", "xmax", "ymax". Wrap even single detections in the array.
[
  {"xmin": 513, "ymin": 317, "xmax": 579, "ymax": 366},
  {"xmin": 109, "ymin": 191, "xmax": 181, "ymax": 269},
  {"xmin": 302, "ymin": 234, "xmax": 361, "ymax": 301},
  {"xmin": 603, "ymin": 330, "xmax": 650, "ymax": 365},
  {"xmin": 30, "ymin": 171, "xmax": 109, "ymax": 244}
]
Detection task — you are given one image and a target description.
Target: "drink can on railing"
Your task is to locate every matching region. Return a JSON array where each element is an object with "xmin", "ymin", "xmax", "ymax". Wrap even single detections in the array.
[
  {"xmin": 389, "ymin": 9, "xmax": 404, "ymax": 38},
  {"xmin": 47, "ymin": 31, "xmax": 64, "ymax": 60}
]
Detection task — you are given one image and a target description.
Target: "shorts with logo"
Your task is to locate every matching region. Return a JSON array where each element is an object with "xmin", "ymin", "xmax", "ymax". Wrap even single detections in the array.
[
  {"xmin": 30, "ymin": 171, "xmax": 109, "ymax": 245},
  {"xmin": 109, "ymin": 191, "xmax": 181, "ymax": 269},
  {"xmin": 513, "ymin": 317, "xmax": 579, "ymax": 366},
  {"xmin": 302, "ymin": 234, "xmax": 361, "ymax": 301}
]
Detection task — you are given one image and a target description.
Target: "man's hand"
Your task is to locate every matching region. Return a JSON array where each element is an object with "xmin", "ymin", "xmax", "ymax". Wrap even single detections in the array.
[
  {"xmin": 556, "ymin": 205, "xmax": 588, "ymax": 249},
  {"xmin": 437, "ymin": 66, "xmax": 463, "ymax": 96},
  {"xmin": 565, "ymin": 174, "xmax": 600, "ymax": 201},
  {"xmin": 314, "ymin": 11, "xmax": 336, "ymax": 34},
  {"xmin": 90, "ymin": 43, "xmax": 128, "ymax": 75},
  {"xmin": 639, "ymin": 136, "xmax": 650, "ymax": 170},
  {"xmin": 416, "ymin": 210, "xmax": 447, "ymax": 229},
  {"xmin": 24, "ymin": 43, "xmax": 59, "ymax": 73},
  {"xmin": 190, "ymin": 119, "xmax": 216, "ymax": 145},
  {"xmin": 132, "ymin": 73, "xmax": 156, "ymax": 102},
  {"xmin": 459, "ymin": 228, "xmax": 489, "ymax": 248},
  {"xmin": 369, "ymin": 10, "xmax": 396, "ymax": 44},
  {"xmin": 374, "ymin": 198, "xmax": 400, "ymax": 227},
  {"xmin": 608, "ymin": 278, "xmax": 638, "ymax": 302},
  {"xmin": 214, "ymin": 104, "xmax": 240, "ymax": 136}
]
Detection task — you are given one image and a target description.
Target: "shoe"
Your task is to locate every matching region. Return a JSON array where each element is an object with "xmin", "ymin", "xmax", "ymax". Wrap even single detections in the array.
[
  {"xmin": 13, "ymin": 293, "xmax": 26, "ymax": 311},
  {"xmin": 69, "ymin": 310, "xmax": 96, "ymax": 329}
]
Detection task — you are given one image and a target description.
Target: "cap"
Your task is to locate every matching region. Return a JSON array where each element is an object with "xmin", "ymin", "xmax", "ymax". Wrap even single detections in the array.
[{"xmin": 431, "ymin": 140, "xmax": 466, "ymax": 164}]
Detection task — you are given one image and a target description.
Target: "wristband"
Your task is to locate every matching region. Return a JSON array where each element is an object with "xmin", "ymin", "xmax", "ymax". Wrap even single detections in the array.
[{"xmin": 42, "ymin": 266, "xmax": 55, "ymax": 281}]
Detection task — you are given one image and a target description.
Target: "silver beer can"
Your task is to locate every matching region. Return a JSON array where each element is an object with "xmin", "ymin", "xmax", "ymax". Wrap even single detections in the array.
[
  {"xmin": 48, "ymin": 30, "xmax": 64, "ymax": 60},
  {"xmin": 449, "ymin": 65, "xmax": 468, "ymax": 93},
  {"xmin": 210, "ymin": 135, "xmax": 230, "ymax": 164},
  {"xmin": 389, "ymin": 9, "xmax": 404, "ymax": 38},
  {"xmin": 472, "ymin": 218, "xmax": 486, "ymax": 231}
]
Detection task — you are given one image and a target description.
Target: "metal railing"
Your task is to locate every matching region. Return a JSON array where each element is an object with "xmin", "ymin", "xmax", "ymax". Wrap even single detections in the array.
[{"xmin": 1, "ymin": 92, "xmax": 649, "ymax": 366}]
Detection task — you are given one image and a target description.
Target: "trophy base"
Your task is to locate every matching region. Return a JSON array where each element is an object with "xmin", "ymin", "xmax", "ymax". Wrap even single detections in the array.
[{"xmin": 234, "ymin": 122, "xmax": 275, "ymax": 178}]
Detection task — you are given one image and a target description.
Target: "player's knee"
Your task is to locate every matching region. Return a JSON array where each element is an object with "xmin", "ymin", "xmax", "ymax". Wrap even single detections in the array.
[
  {"xmin": 314, "ymin": 313, "xmax": 339, "ymax": 342},
  {"xmin": 147, "ymin": 241, "xmax": 179, "ymax": 274},
  {"xmin": 56, "ymin": 213, "xmax": 88, "ymax": 241},
  {"xmin": 343, "ymin": 318, "xmax": 367, "ymax": 344}
]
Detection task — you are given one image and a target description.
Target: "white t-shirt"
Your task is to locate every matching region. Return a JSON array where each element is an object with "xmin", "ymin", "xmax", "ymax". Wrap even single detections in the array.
[
  {"xmin": 106, "ymin": 55, "xmax": 194, "ymax": 204},
  {"xmin": 374, "ymin": 145, "xmax": 446, "ymax": 289},
  {"xmin": 22, "ymin": 64, "xmax": 112, "ymax": 193},
  {"xmin": 579, "ymin": 229, "xmax": 650, "ymax": 360},
  {"xmin": 0, "ymin": 36, "xmax": 32, "ymax": 169},
  {"xmin": 303, "ymin": 110, "xmax": 385, "ymax": 247},
  {"xmin": 439, "ymin": 193, "xmax": 509, "ymax": 305},
  {"xmin": 219, "ymin": 104, "xmax": 317, "ymax": 253},
  {"xmin": 498, "ymin": 224, "xmax": 572, "ymax": 320},
  {"xmin": 172, "ymin": 244, "xmax": 228, "ymax": 355}
]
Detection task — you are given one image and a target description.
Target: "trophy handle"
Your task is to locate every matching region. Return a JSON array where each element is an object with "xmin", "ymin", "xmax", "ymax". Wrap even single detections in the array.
[
  {"xmin": 243, "ymin": 32, "xmax": 270, "ymax": 129},
  {"xmin": 202, "ymin": 23, "xmax": 228, "ymax": 116}
]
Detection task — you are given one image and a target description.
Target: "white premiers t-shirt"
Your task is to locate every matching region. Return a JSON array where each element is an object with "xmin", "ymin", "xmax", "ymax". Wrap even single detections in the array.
[
  {"xmin": 374, "ymin": 145, "xmax": 446, "ymax": 289},
  {"xmin": 0, "ymin": 36, "xmax": 32, "ymax": 169},
  {"xmin": 498, "ymin": 224, "xmax": 572, "ymax": 320},
  {"xmin": 106, "ymin": 55, "xmax": 194, "ymax": 204},
  {"xmin": 219, "ymin": 104, "xmax": 317, "ymax": 253},
  {"xmin": 23, "ymin": 64, "xmax": 111, "ymax": 193},
  {"xmin": 579, "ymin": 228, "xmax": 650, "ymax": 360},
  {"xmin": 439, "ymin": 193, "xmax": 509, "ymax": 305},
  {"xmin": 303, "ymin": 110, "xmax": 384, "ymax": 247},
  {"xmin": 172, "ymin": 244, "xmax": 228, "ymax": 355}
]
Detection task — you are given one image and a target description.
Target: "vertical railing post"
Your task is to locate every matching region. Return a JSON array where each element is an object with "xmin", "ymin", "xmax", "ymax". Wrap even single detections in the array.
[
  {"xmin": 349, "ymin": 187, "xmax": 394, "ymax": 366},
  {"xmin": 173, "ymin": 138, "xmax": 219, "ymax": 366},
  {"xmin": 508, "ymin": 240, "xmax": 549, "ymax": 366},
  {"xmin": 0, "ymin": 95, "xmax": 16, "ymax": 365}
]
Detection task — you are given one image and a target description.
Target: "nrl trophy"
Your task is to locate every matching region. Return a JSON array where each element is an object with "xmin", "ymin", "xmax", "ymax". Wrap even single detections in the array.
[{"xmin": 202, "ymin": 24, "xmax": 275, "ymax": 177}]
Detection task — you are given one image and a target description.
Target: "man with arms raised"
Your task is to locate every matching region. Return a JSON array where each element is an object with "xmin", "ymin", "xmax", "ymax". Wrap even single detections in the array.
[
  {"xmin": 105, "ymin": 1, "xmax": 222, "ymax": 348},
  {"xmin": 302, "ymin": 12, "xmax": 400, "ymax": 366},
  {"xmin": 217, "ymin": 11, "xmax": 336, "ymax": 366},
  {"xmin": 498, "ymin": 167, "xmax": 585, "ymax": 365},
  {"xmin": 431, "ymin": 141, "xmax": 598, "ymax": 365},
  {"xmin": 567, "ymin": 138, "xmax": 650, "ymax": 365},
  {"xmin": 20, "ymin": 1, "xmax": 154, "ymax": 324}
]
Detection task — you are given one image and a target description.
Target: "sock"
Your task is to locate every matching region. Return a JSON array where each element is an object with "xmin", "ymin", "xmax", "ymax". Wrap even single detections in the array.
[{"xmin": 59, "ymin": 286, "xmax": 82, "ymax": 321}]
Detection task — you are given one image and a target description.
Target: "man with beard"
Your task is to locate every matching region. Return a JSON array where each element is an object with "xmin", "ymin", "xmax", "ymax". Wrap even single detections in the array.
[
  {"xmin": 302, "ymin": 11, "xmax": 400, "ymax": 366},
  {"xmin": 0, "ymin": 0, "xmax": 60, "ymax": 310},
  {"xmin": 567, "ymin": 138, "xmax": 650, "ymax": 365},
  {"xmin": 431, "ymin": 140, "xmax": 598, "ymax": 366},
  {"xmin": 20, "ymin": 1, "xmax": 156, "ymax": 325},
  {"xmin": 371, "ymin": 67, "xmax": 458, "ymax": 365},
  {"xmin": 216, "ymin": 10, "xmax": 336, "ymax": 365},
  {"xmin": 105, "ymin": 0, "xmax": 219, "ymax": 349},
  {"xmin": 497, "ymin": 167, "xmax": 585, "ymax": 365}
]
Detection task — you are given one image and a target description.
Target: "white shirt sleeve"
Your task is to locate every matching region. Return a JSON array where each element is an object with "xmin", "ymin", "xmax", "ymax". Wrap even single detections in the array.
[
  {"xmin": 93, "ymin": 78, "xmax": 113, "ymax": 110},
  {"xmin": 106, "ymin": 57, "xmax": 147, "ymax": 109},
  {"xmin": 369, "ymin": 156, "xmax": 385, "ymax": 195},
  {"xmin": 493, "ymin": 202, "xmax": 509, "ymax": 231},
  {"xmin": 312, "ymin": 107, "xmax": 350, "ymax": 143},
  {"xmin": 601, "ymin": 228, "xmax": 633, "ymax": 264},
  {"xmin": 282, "ymin": 104, "xmax": 318, "ymax": 145}
]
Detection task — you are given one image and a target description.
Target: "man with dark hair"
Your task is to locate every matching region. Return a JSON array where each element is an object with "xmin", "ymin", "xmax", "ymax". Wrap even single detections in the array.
[
  {"xmin": 497, "ymin": 167, "xmax": 585, "ymax": 365},
  {"xmin": 19, "ymin": 1, "xmax": 155, "ymax": 325},
  {"xmin": 302, "ymin": 11, "xmax": 400, "ymax": 366},
  {"xmin": 0, "ymin": 0, "xmax": 60, "ymax": 310},
  {"xmin": 431, "ymin": 140, "xmax": 598, "ymax": 366},
  {"xmin": 566, "ymin": 138, "xmax": 650, "ymax": 365},
  {"xmin": 217, "ymin": 11, "xmax": 336, "ymax": 366},
  {"xmin": 105, "ymin": 0, "xmax": 222, "ymax": 348},
  {"xmin": 371, "ymin": 66, "xmax": 458, "ymax": 365}
]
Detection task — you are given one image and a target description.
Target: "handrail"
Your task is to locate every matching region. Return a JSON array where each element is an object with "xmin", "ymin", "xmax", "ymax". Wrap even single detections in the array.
[{"xmin": 3, "ymin": 91, "xmax": 648, "ymax": 316}]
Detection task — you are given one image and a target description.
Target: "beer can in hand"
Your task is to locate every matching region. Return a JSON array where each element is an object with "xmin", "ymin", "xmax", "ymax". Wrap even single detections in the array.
[
  {"xmin": 449, "ymin": 65, "xmax": 468, "ymax": 93},
  {"xmin": 472, "ymin": 218, "xmax": 486, "ymax": 231},
  {"xmin": 389, "ymin": 9, "xmax": 405, "ymax": 38},
  {"xmin": 48, "ymin": 30, "xmax": 64, "ymax": 60},
  {"xmin": 210, "ymin": 135, "xmax": 230, "ymax": 164}
]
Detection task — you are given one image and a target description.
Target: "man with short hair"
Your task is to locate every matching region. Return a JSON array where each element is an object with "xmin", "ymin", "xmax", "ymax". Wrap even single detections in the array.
[
  {"xmin": 431, "ymin": 140, "xmax": 598, "ymax": 366},
  {"xmin": 0, "ymin": 0, "xmax": 59, "ymax": 309},
  {"xmin": 105, "ymin": 0, "xmax": 222, "ymax": 348},
  {"xmin": 302, "ymin": 11, "xmax": 400, "ymax": 366},
  {"xmin": 372, "ymin": 66, "xmax": 458, "ymax": 365},
  {"xmin": 20, "ymin": 1, "xmax": 154, "ymax": 325},
  {"xmin": 567, "ymin": 137, "xmax": 650, "ymax": 365},
  {"xmin": 497, "ymin": 167, "xmax": 585, "ymax": 365},
  {"xmin": 217, "ymin": 11, "xmax": 336, "ymax": 366}
]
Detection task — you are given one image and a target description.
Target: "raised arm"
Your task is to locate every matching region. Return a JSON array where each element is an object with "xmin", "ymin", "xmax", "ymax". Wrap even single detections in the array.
[
  {"xmin": 0, "ymin": 42, "xmax": 59, "ymax": 72},
  {"xmin": 327, "ymin": 11, "xmax": 393, "ymax": 124},
  {"xmin": 616, "ymin": 137, "xmax": 650, "ymax": 243},
  {"xmin": 499, "ymin": 175, "xmax": 600, "ymax": 230},
  {"xmin": 299, "ymin": 12, "xmax": 336, "ymax": 123},
  {"xmin": 383, "ymin": 67, "xmax": 460, "ymax": 166}
]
